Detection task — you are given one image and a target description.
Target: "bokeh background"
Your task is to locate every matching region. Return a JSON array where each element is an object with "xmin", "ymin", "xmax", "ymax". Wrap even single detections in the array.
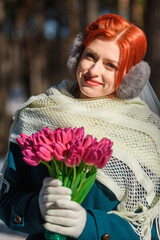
[
  {"xmin": 0, "ymin": 0, "xmax": 160, "ymax": 157},
  {"xmin": 0, "ymin": 0, "xmax": 160, "ymax": 239}
]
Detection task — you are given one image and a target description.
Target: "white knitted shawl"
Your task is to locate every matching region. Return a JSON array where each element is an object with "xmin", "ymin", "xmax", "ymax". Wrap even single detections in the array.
[{"xmin": 2, "ymin": 80, "xmax": 160, "ymax": 239}]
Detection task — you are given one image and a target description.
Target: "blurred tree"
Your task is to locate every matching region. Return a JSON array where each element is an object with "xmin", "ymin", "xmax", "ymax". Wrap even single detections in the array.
[
  {"xmin": 0, "ymin": 0, "xmax": 88, "ymax": 155},
  {"xmin": 129, "ymin": 0, "xmax": 144, "ymax": 27},
  {"xmin": 144, "ymin": 0, "xmax": 160, "ymax": 100},
  {"xmin": 117, "ymin": 0, "xmax": 145, "ymax": 29},
  {"xmin": 118, "ymin": 0, "xmax": 130, "ymax": 19},
  {"xmin": 67, "ymin": 0, "xmax": 80, "ymax": 35},
  {"xmin": 81, "ymin": 0, "xmax": 99, "ymax": 26}
]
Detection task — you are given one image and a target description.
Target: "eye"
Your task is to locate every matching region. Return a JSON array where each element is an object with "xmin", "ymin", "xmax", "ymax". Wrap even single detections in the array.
[
  {"xmin": 105, "ymin": 63, "xmax": 118, "ymax": 71},
  {"xmin": 86, "ymin": 53, "xmax": 95, "ymax": 61}
]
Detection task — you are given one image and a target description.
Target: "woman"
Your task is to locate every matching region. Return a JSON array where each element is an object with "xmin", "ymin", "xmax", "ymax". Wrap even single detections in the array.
[{"xmin": 0, "ymin": 14, "xmax": 160, "ymax": 240}]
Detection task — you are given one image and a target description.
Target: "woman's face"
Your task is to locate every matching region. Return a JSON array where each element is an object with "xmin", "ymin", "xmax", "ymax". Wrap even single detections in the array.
[{"xmin": 76, "ymin": 36, "xmax": 120, "ymax": 99}]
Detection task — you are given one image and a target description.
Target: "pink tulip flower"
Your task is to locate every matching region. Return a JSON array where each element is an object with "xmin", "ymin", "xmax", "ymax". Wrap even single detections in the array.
[
  {"xmin": 64, "ymin": 127, "xmax": 84, "ymax": 143},
  {"xmin": 36, "ymin": 146, "xmax": 53, "ymax": 162},
  {"xmin": 52, "ymin": 127, "xmax": 69, "ymax": 146},
  {"xmin": 83, "ymin": 138, "xmax": 113, "ymax": 168},
  {"xmin": 17, "ymin": 126, "xmax": 113, "ymax": 170},
  {"xmin": 22, "ymin": 149, "xmax": 40, "ymax": 166},
  {"xmin": 98, "ymin": 137, "xmax": 113, "ymax": 149},
  {"xmin": 72, "ymin": 127, "xmax": 84, "ymax": 140},
  {"xmin": 65, "ymin": 145, "xmax": 83, "ymax": 167},
  {"xmin": 52, "ymin": 142, "xmax": 65, "ymax": 161},
  {"xmin": 40, "ymin": 127, "xmax": 56, "ymax": 143},
  {"xmin": 64, "ymin": 127, "xmax": 73, "ymax": 142},
  {"xmin": 82, "ymin": 135, "xmax": 97, "ymax": 149},
  {"xmin": 16, "ymin": 133, "xmax": 30, "ymax": 149}
]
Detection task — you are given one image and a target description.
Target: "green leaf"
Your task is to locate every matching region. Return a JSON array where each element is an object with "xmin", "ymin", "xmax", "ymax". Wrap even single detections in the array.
[
  {"xmin": 63, "ymin": 167, "xmax": 73, "ymax": 187},
  {"xmin": 72, "ymin": 173, "xmax": 96, "ymax": 204},
  {"xmin": 86, "ymin": 165, "xmax": 97, "ymax": 178},
  {"xmin": 50, "ymin": 160, "xmax": 56, "ymax": 178},
  {"xmin": 53, "ymin": 158, "xmax": 60, "ymax": 178},
  {"xmin": 72, "ymin": 165, "xmax": 89, "ymax": 194}
]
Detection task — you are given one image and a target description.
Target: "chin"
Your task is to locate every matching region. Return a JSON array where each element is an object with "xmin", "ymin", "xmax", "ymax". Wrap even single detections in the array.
[
  {"xmin": 80, "ymin": 90, "xmax": 102, "ymax": 99},
  {"xmin": 79, "ymin": 87, "xmax": 94, "ymax": 98}
]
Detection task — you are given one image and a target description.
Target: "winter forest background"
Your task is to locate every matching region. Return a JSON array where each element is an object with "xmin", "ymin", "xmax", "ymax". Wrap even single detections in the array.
[{"xmin": 0, "ymin": 0, "xmax": 160, "ymax": 156}]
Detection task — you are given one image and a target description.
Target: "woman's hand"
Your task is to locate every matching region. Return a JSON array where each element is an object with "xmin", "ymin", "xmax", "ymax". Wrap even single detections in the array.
[
  {"xmin": 39, "ymin": 178, "xmax": 72, "ymax": 219},
  {"xmin": 38, "ymin": 177, "xmax": 87, "ymax": 238}
]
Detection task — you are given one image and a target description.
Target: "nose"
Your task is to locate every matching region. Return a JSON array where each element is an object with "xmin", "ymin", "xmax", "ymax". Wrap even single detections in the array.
[{"xmin": 89, "ymin": 60, "xmax": 102, "ymax": 77}]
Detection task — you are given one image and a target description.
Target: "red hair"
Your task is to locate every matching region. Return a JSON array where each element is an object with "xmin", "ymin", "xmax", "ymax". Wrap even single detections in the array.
[{"xmin": 83, "ymin": 14, "xmax": 147, "ymax": 92}]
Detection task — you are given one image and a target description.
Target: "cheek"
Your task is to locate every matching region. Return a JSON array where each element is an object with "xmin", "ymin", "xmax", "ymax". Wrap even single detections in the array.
[
  {"xmin": 104, "ymin": 72, "xmax": 117, "ymax": 86},
  {"xmin": 103, "ymin": 71, "xmax": 111, "ymax": 80},
  {"xmin": 76, "ymin": 61, "xmax": 87, "ymax": 80},
  {"xmin": 76, "ymin": 64, "xmax": 81, "ymax": 81},
  {"xmin": 78, "ymin": 59, "xmax": 91, "ymax": 72}
]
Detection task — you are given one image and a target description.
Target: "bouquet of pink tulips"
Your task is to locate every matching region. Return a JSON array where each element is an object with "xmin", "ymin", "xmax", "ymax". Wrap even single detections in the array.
[{"xmin": 17, "ymin": 127, "xmax": 113, "ymax": 240}]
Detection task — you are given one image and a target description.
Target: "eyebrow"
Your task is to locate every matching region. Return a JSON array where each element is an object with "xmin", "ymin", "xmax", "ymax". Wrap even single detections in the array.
[{"xmin": 86, "ymin": 47, "xmax": 120, "ymax": 66}]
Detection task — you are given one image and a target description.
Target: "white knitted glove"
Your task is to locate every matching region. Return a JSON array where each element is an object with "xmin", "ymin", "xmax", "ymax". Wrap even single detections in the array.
[
  {"xmin": 39, "ymin": 177, "xmax": 87, "ymax": 238},
  {"xmin": 39, "ymin": 178, "xmax": 72, "ymax": 220}
]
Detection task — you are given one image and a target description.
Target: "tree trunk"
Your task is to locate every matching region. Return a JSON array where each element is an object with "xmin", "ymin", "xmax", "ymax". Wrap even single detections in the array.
[
  {"xmin": 82, "ymin": 0, "xmax": 99, "ymax": 26},
  {"xmin": 117, "ymin": 0, "xmax": 130, "ymax": 20},
  {"xmin": 67, "ymin": 0, "xmax": 81, "ymax": 36},
  {"xmin": 144, "ymin": 0, "xmax": 160, "ymax": 100}
]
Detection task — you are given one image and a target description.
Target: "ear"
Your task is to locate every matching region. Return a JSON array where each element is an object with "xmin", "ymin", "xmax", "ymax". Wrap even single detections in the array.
[
  {"xmin": 67, "ymin": 33, "xmax": 85, "ymax": 77},
  {"xmin": 116, "ymin": 61, "xmax": 151, "ymax": 99}
]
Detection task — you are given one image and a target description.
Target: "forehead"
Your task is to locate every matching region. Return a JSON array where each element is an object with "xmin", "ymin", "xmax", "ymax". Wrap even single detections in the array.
[{"xmin": 85, "ymin": 36, "xmax": 120, "ymax": 62}]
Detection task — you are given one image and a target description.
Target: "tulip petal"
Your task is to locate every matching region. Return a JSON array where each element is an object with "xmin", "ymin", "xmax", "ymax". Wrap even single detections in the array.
[
  {"xmin": 23, "ymin": 157, "xmax": 40, "ymax": 166},
  {"xmin": 36, "ymin": 146, "xmax": 52, "ymax": 161}
]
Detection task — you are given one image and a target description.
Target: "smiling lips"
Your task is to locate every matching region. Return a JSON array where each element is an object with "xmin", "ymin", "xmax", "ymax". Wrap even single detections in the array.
[{"xmin": 84, "ymin": 75, "xmax": 103, "ymax": 86}]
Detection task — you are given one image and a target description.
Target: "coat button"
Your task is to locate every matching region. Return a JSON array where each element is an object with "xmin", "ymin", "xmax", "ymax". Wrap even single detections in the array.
[
  {"xmin": 15, "ymin": 215, "xmax": 22, "ymax": 224},
  {"xmin": 101, "ymin": 233, "xmax": 110, "ymax": 240}
]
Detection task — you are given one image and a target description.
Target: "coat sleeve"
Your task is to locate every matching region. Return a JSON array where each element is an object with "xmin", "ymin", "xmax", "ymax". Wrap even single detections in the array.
[
  {"xmin": 78, "ymin": 210, "xmax": 140, "ymax": 240},
  {"xmin": 79, "ymin": 210, "xmax": 159, "ymax": 240},
  {"xmin": 75, "ymin": 180, "xmax": 140, "ymax": 240},
  {"xmin": 78, "ymin": 181, "xmax": 158, "ymax": 240},
  {"xmin": 0, "ymin": 142, "xmax": 47, "ymax": 234}
]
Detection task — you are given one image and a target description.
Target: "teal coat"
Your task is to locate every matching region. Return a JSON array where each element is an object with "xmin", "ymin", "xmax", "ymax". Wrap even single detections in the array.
[{"xmin": 0, "ymin": 143, "xmax": 158, "ymax": 240}]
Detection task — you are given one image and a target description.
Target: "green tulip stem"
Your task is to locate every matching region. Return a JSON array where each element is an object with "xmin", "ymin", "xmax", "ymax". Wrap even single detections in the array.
[
  {"xmin": 52, "ymin": 158, "xmax": 60, "ymax": 178},
  {"xmin": 71, "ymin": 164, "xmax": 89, "ymax": 198},
  {"xmin": 41, "ymin": 161, "xmax": 52, "ymax": 177},
  {"xmin": 63, "ymin": 167, "xmax": 73, "ymax": 187}
]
